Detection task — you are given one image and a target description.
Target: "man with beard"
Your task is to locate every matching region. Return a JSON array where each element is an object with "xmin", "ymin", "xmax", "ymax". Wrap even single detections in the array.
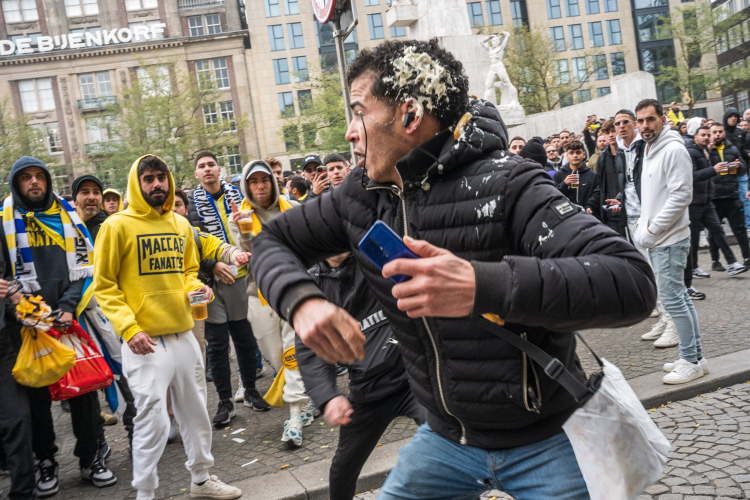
[
  {"xmin": 1, "ymin": 158, "xmax": 116, "ymax": 496},
  {"xmin": 72, "ymin": 175, "xmax": 109, "ymax": 240},
  {"xmin": 94, "ymin": 155, "xmax": 239, "ymax": 500}
]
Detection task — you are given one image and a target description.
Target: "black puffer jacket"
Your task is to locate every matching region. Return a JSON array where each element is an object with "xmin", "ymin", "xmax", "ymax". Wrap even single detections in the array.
[
  {"xmin": 84, "ymin": 209, "xmax": 109, "ymax": 243},
  {"xmin": 685, "ymin": 137, "xmax": 717, "ymax": 205},
  {"xmin": 724, "ymin": 107, "xmax": 749, "ymax": 162},
  {"xmin": 709, "ymin": 138, "xmax": 748, "ymax": 200},
  {"xmin": 297, "ymin": 255, "xmax": 412, "ymax": 409},
  {"xmin": 251, "ymin": 98, "xmax": 656, "ymax": 450}
]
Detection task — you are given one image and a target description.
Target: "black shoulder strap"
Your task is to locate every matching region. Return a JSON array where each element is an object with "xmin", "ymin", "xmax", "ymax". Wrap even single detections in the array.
[{"xmin": 472, "ymin": 317, "xmax": 602, "ymax": 403}]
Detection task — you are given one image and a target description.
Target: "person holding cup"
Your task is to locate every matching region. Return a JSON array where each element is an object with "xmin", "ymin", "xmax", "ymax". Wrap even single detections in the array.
[{"xmin": 552, "ymin": 140, "xmax": 599, "ymax": 211}]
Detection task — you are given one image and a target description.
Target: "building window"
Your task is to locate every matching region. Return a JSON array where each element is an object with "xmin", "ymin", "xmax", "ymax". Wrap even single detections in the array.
[
  {"xmin": 196, "ymin": 58, "xmax": 229, "ymax": 89},
  {"xmin": 550, "ymin": 26, "xmax": 566, "ymax": 51},
  {"xmin": 573, "ymin": 56, "xmax": 588, "ymax": 82},
  {"xmin": 19, "ymin": 78, "xmax": 54, "ymax": 113},
  {"xmin": 487, "ymin": 0, "xmax": 502, "ymax": 24},
  {"xmin": 510, "ymin": 0, "xmax": 527, "ymax": 27},
  {"xmin": 560, "ymin": 93, "xmax": 574, "ymax": 107},
  {"xmin": 577, "ymin": 89, "xmax": 591, "ymax": 102},
  {"xmin": 611, "ymin": 52, "xmax": 625, "ymax": 75},
  {"xmin": 585, "ymin": 0, "xmax": 599, "ymax": 14},
  {"xmin": 283, "ymin": 125, "xmax": 299, "ymax": 150},
  {"xmin": 716, "ymin": 35, "xmax": 727, "ymax": 54},
  {"xmin": 64, "ymin": 0, "xmax": 98, "ymax": 17},
  {"xmin": 547, "ymin": 0, "xmax": 561, "ymax": 18},
  {"xmin": 724, "ymin": 95, "xmax": 735, "ymax": 109},
  {"xmin": 79, "ymin": 71, "xmax": 113, "ymax": 99},
  {"xmin": 302, "ymin": 123, "xmax": 316, "ymax": 148},
  {"xmin": 31, "ymin": 122, "xmax": 63, "ymax": 153},
  {"xmin": 597, "ymin": 87, "xmax": 611, "ymax": 97},
  {"xmin": 636, "ymin": 14, "xmax": 668, "ymax": 43},
  {"xmin": 565, "ymin": 0, "xmax": 579, "ymax": 17},
  {"xmin": 264, "ymin": 0, "xmax": 280, "ymax": 17},
  {"xmin": 279, "ymin": 91, "xmax": 294, "ymax": 116},
  {"xmin": 729, "ymin": 25, "xmax": 742, "ymax": 49},
  {"xmin": 124, "ymin": 0, "xmax": 156, "ymax": 11},
  {"xmin": 569, "ymin": 24, "xmax": 583, "ymax": 49},
  {"xmin": 292, "ymin": 56, "xmax": 308, "ymax": 82},
  {"xmin": 588, "ymin": 22, "xmax": 603, "ymax": 47},
  {"xmin": 224, "ymin": 145, "xmax": 241, "ymax": 173},
  {"xmin": 593, "ymin": 54, "xmax": 608, "ymax": 79},
  {"xmin": 86, "ymin": 116, "xmax": 116, "ymax": 143},
  {"xmin": 298, "ymin": 89, "xmax": 312, "ymax": 113},
  {"xmin": 206, "ymin": 14, "xmax": 221, "ymax": 34},
  {"xmin": 365, "ymin": 0, "xmax": 379, "ymax": 4},
  {"xmin": 604, "ymin": 0, "xmax": 617, "ymax": 11},
  {"xmin": 367, "ymin": 13, "xmax": 384, "ymax": 39},
  {"xmin": 467, "ymin": 2, "xmax": 484, "ymax": 27},
  {"xmin": 738, "ymin": 90, "xmax": 749, "ymax": 111},
  {"xmin": 283, "ymin": 0, "xmax": 298, "ymax": 14},
  {"xmin": 287, "ymin": 22, "xmax": 304, "ymax": 48},
  {"xmin": 2, "ymin": 0, "xmax": 38, "ymax": 22},
  {"xmin": 390, "ymin": 26, "xmax": 406, "ymax": 37},
  {"xmin": 555, "ymin": 59, "xmax": 570, "ymax": 83},
  {"xmin": 220, "ymin": 101, "xmax": 235, "ymax": 131},
  {"xmin": 607, "ymin": 19, "xmax": 621, "ymax": 45},
  {"xmin": 203, "ymin": 103, "xmax": 218, "ymax": 125},
  {"xmin": 189, "ymin": 16, "xmax": 204, "ymax": 36},
  {"xmin": 137, "ymin": 65, "xmax": 170, "ymax": 96},
  {"xmin": 268, "ymin": 24, "xmax": 285, "ymax": 51},
  {"xmin": 273, "ymin": 58, "xmax": 290, "ymax": 84}
]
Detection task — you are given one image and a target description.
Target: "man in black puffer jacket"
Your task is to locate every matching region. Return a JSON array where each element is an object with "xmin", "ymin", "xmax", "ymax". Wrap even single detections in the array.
[
  {"xmin": 724, "ymin": 107, "xmax": 750, "ymax": 163},
  {"xmin": 251, "ymin": 39, "xmax": 656, "ymax": 500},
  {"xmin": 297, "ymin": 253, "xmax": 424, "ymax": 500},
  {"xmin": 707, "ymin": 123, "xmax": 750, "ymax": 267}
]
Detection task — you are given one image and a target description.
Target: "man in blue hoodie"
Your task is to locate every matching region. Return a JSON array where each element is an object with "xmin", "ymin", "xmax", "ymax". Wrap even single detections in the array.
[{"xmin": 0, "ymin": 157, "xmax": 116, "ymax": 497}]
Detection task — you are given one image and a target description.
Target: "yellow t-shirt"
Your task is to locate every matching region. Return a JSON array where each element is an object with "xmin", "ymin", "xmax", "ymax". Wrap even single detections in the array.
[{"xmin": 217, "ymin": 194, "xmax": 247, "ymax": 278}]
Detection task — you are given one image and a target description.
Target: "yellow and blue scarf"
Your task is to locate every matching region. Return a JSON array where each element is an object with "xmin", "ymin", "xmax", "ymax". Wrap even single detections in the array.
[{"xmin": 2, "ymin": 195, "xmax": 94, "ymax": 305}]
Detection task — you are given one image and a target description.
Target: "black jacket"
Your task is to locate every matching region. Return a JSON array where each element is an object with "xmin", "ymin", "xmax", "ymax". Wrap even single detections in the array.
[
  {"xmin": 709, "ymin": 138, "xmax": 748, "ymax": 200},
  {"xmin": 588, "ymin": 148, "xmax": 620, "ymax": 224},
  {"xmin": 251, "ymin": 98, "xmax": 656, "ymax": 450},
  {"xmin": 297, "ymin": 255, "xmax": 411, "ymax": 409},
  {"xmin": 724, "ymin": 107, "xmax": 749, "ymax": 162},
  {"xmin": 685, "ymin": 137, "xmax": 717, "ymax": 205},
  {"xmin": 552, "ymin": 164, "xmax": 599, "ymax": 211},
  {"xmin": 84, "ymin": 209, "xmax": 109, "ymax": 243}
]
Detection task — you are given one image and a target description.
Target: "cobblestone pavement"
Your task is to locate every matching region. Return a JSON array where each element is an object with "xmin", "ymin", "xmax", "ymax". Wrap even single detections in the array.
[{"xmin": 0, "ymin": 250, "xmax": 747, "ymax": 499}]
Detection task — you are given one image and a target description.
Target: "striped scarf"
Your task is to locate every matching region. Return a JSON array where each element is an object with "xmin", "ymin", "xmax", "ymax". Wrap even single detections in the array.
[
  {"xmin": 192, "ymin": 181, "xmax": 243, "ymax": 243},
  {"xmin": 2, "ymin": 194, "xmax": 94, "ymax": 293}
]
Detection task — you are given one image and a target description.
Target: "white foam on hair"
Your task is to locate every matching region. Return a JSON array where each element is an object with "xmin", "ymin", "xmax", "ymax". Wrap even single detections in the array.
[{"xmin": 383, "ymin": 46, "xmax": 457, "ymax": 118}]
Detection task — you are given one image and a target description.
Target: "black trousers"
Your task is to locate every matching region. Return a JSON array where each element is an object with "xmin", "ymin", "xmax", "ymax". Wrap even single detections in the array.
[
  {"xmin": 329, "ymin": 386, "xmax": 425, "ymax": 500},
  {"xmin": 689, "ymin": 203, "xmax": 736, "ymax": 267},
  {"xmin": 28, "ymin": 385, "xmax": 105, "ymax": 468},
  {"xmin": 709, "ymin": 197, "xmax": 750, "ymax": 262},
  {"xmin": 205, "ymin": 319, "xmax": 258, "ymax": 400},
  {"xmin": 97, "ymin": 376, "xmax": 137, "ymax": 447},
  {"xmin": 0, "ymin": 329, "xmax": 35, "ymax": 499}
]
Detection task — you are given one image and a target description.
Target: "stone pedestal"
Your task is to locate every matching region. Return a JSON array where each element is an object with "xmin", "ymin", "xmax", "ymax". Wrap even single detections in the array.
[
  {"xmin": 497, "ymin": 105, "xmax": 525, "ymax": 127},
  {"xmin": 386, "ymin": 5, "xmax": 418, "ymax": 28}
]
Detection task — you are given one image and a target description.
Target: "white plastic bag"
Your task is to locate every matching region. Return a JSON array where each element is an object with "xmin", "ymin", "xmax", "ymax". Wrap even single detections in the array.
[{"xmin": 563, "ymin": 359, "xmax": 671, "ymax": 500}]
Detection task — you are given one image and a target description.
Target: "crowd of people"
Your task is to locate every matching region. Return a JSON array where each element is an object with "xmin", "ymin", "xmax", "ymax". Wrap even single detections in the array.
[{"xmin": 0, "ymin": 37, "xmax": 742, "ymax": 500}]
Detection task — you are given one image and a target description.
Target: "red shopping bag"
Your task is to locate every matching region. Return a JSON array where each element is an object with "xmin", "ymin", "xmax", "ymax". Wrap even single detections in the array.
[{"xmin": 48, "ymin": 321, "xmax": 114, "ymax": 401}]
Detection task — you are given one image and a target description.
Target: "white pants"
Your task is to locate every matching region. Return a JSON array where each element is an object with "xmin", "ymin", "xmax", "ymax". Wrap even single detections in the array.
[
  {"xmin": 247, "ymin": 295, "xmax": 307, "ymax": 407},
  {"xmin": 627, "ymin": 218, "xmax": 669, "ymax": 319},
  {"xmin": 122, "ymin": 332, "xmax": 214, "ymax": 498}
]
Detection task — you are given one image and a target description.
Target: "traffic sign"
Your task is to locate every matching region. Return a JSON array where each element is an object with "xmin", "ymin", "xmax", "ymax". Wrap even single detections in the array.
[{"xmin": 312, "ymin": 0, "xmax": 337, "ymax": 24}]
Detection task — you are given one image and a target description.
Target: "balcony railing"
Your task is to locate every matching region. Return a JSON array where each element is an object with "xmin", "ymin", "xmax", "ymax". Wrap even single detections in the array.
[
  {"xmin": 77, "ymin": 96, "xmax": 117, "ymax": 112},
  {"xmin": 178, "ymin": 0, "xmax": 223, "ymax": 9},
  {"xmin": 85, "ymin": 140, "xmax": 122, "ymax": 155}
]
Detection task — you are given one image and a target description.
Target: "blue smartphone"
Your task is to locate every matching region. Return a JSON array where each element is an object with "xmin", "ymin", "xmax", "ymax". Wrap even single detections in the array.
[{"xmin": 358, "ymin": 221, "xmax": 419, "ymax": 283}]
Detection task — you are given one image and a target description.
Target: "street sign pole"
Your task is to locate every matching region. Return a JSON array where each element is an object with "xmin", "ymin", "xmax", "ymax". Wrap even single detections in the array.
[{"xmin": 333, "ymin": 15, "xmax": 354, "ymax": 128}]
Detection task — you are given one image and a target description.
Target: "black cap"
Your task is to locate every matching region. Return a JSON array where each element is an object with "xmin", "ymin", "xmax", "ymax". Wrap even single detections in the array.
[
  {"xmin": 72, "ymin": 175, "xmax": 103, "ymax": 199},
  {"xmin": 519, "ymin": 137, "xmax": 548, "ymax": 167},
  {"xmin": 301, "ymin": 154, "xmax": 322, "ymax": 170}
]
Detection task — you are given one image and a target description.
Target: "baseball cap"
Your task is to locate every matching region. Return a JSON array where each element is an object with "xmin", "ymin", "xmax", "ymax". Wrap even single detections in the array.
[
  {"xmin": 301, "ymin": 154, "xmax": 322, "ymax": 170},
  {"xmin": 245, "ymin": 161, "xmax": 273, "ymax": 180}
]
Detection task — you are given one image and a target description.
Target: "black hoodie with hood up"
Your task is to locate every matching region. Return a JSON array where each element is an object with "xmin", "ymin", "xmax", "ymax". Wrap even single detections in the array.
[
  {"xmin": 723, "ymin": 107, "xmax": 749, "ymax": 162},
  {"xmin": 0, "ymin": 156, "xmax": 85, "ymax": 314}
]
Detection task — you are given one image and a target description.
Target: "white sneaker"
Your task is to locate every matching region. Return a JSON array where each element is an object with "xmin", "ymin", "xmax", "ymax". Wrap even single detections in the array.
[
  {"xmin": 641, "ymin": 318, "xmax": 667, "ymax": 341},
  {"xmin": 190, "ymin": 475, "xmax": 242, "ymax": 499},
  {"xmin": 727, "ymin": 262, "xmax": 748, "ymax": 276},
  {"xmin": 281, "ymin": 415, "xmax": 303, "ymax": 448},
  {"xmin": 234, "ymin": 381, "xmax": 244, "ymax": 403},
  {"xmin": 653, "ymin": 322, "xmax": 679, "ymax": 348},
  {"xmin": 649, "ymin": 309, "xmax": 660, "ymax": 318},
  {"xmin": 663, "ymin": 359, "xmax": 705, "ymax": 385},
  {"xmin": 663, "ymin": 357, "xmax": 709, "ymax": 374}
]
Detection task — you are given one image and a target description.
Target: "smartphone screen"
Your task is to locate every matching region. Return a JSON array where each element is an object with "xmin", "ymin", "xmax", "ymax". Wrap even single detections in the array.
[{"xmin": 358, "ymin": 221, "xmax": 419, "ymax": 283}]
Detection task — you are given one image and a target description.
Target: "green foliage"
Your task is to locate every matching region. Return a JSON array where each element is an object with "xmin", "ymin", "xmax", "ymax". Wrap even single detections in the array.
[
  {"xmin": 280, "ymin": 64, "xmax": 350, "ymax": 156},
  {"xmin": 505, "ymin": 26, "xmax": 603, "ymax": 114},
  {"xmin": 0, "ymin": 97, "xmax": 56, "ymax": 196},
  {"xmin": 92, "ymin": 55, "xmax": 247, "ymax": 192}
]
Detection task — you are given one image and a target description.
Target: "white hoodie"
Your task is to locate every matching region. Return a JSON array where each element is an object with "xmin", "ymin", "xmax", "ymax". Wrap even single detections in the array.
[{"xmin": 633, "ymin": 126, "xmax": 692, "ymax": 250}]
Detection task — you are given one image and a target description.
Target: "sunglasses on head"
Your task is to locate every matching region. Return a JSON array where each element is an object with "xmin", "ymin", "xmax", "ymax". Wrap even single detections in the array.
[{"xmin": 614, "ymin": 119, "xmax": 631, "ymax": 126}]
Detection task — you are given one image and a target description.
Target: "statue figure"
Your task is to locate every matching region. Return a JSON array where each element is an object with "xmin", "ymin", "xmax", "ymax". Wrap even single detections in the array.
[{"xmin": 481, "ymin": 32, "xmax": 520, "ymax": 108}]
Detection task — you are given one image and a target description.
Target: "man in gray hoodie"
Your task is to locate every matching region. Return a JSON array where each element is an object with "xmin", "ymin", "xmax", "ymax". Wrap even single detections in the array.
[
  {"xmin": 633, "ymin": 99, "xmax": 707, "ymax": 386},
  {"xmin": 228, "ymin": 161, "xmax": 314, "ymax": 448}
]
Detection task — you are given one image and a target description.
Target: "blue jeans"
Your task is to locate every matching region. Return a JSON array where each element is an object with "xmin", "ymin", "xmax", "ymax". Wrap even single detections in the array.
[
  {"xmin": 739, "ymin": 174, "xmax": 750, "ymax": 229},
  {"xmin": 648, "ymin": 237, "xmax": 702, "ymax": 363},
  {"xmin": 379, "ymin": 424, "xmax": 590, "ymax": 500}
]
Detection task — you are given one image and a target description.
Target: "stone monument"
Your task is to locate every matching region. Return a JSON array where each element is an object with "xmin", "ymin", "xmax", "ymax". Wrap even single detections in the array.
[{"xmin": 481, "ymin": 32, "xmax": 525, "ymax": 126}]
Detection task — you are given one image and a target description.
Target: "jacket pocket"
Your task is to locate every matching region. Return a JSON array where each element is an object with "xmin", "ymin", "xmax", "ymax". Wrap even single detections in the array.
[{"xmin": 134, "ymin": 290, "xmax": 190, "ymax": 335}]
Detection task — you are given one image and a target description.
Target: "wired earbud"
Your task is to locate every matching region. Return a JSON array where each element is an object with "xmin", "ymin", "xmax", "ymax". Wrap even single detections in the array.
[{"xmin": 358, "ymin": 111, "xmax": 368, "ymax": 189}]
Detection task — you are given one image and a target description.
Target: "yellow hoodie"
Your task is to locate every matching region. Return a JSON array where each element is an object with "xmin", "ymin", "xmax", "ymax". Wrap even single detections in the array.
[
  {"xmin": 93, "ymin": 155, "xmax": 204, "ymax": 341},
  {"xmin": 102, "ymin": 188, "xmax": 124, "ymax": 213}
]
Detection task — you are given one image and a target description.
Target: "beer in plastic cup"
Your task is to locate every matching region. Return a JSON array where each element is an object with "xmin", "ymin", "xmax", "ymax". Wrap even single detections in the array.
[
  {"xmin": 189, "ymin": 292, "xmax": 208, "ymax": 321},
  {"xmin": 719, "ymin": 162, "xmax": 729, "ymax": 175},
  {"xmin": 571, "ymin": 173, "xmax": 580, "ymax": 189},
  {"xmin": 238, "ymin": 210, "xmax": 254, "ymax": 234},
  {"xmin": 729, "ymin": 162, "xmax": 738, "ymax": 175}
]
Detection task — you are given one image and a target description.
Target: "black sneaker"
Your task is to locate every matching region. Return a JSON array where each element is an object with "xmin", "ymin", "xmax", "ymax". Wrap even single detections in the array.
[
  {"xmin": 60, "ymin": 400, "xmax": 71, "ymax": 413},
  {"xmin": 213, "ymin": 399, "xmax": 235, "ymax": 427},
  {"xmin": 687, "ymin": 286, "xmax": 706, "ymax": 300},
  {"xmin": 98, "ymin": 441, "xmax": 111, "ymax": 465},
  {"xmin": 206, "ymin": 368, "xmax": 213, "ymax": 382},
  {"xmin": 712, "ymin": 260, "xmax": 726, "ymax": 272},
  {"xmin": 243, "ymin": 389, "xmax": 271, "ymax": 412},
  {"xmin": 80, "ymin": 456, "xmax": 117, "ymax": 488},
  {"xmin": 745, "ymin": 257, "xmax": 750, "ymax": 268},
  {"xmin": 35, "ymin": 459, "xmax": 59, "ymax": 498}
]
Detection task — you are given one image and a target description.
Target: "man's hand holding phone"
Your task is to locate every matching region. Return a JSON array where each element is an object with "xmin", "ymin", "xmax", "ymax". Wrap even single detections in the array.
[
  {"xmin": 293, "ymin": 298, "xmax": 365, "ymax": 365},
  {"xmin": 383, "ymin": 236, "xmax": 476, "ymax": 318},
  {"xmin": 312, "ymin": 172, "xmax": 330, "ymax": 195}
]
